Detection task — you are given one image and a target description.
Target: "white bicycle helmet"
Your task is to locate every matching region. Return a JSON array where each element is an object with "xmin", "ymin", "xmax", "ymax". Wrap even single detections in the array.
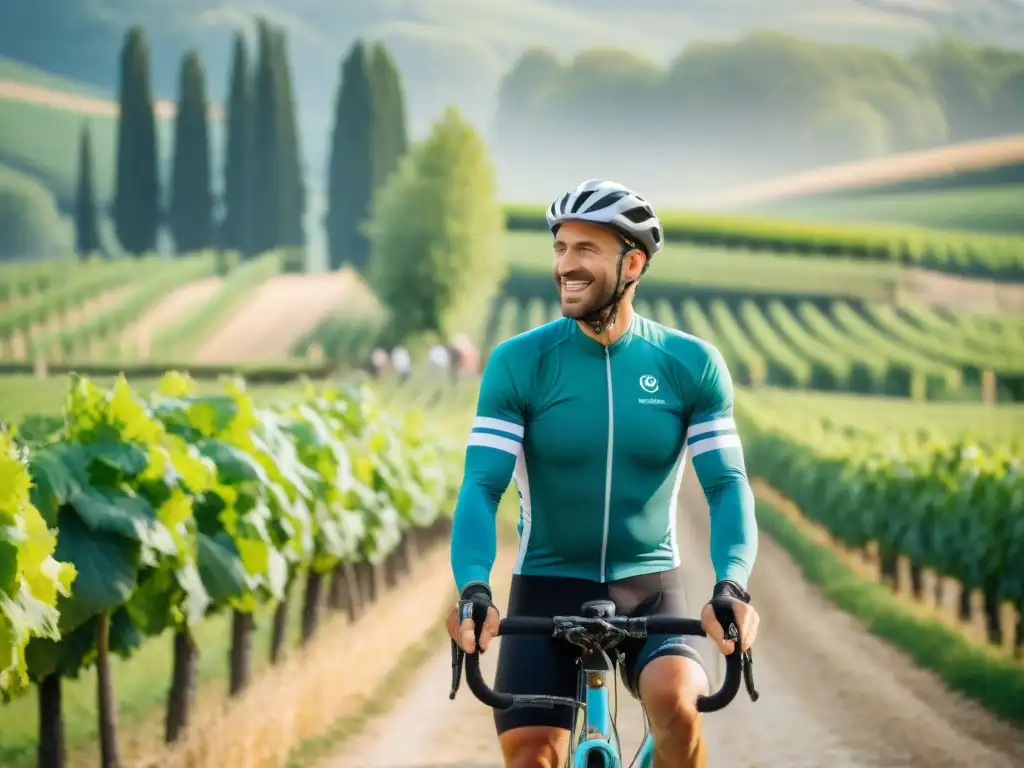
[{"xmin": 546, "ymin": 179, "xmax": 664, "ymax": 267}]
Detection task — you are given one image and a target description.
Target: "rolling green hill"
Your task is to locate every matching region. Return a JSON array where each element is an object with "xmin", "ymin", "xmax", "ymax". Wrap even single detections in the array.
[
  {"xmin": 1, "ymin": 1, "xmax": 1023, "ymax": 207},
  {"xmin": 754, "ymin": 184, "xmax": 1024, "ymax": 234},
  {"xmin": 0, "ymin": 58, "xmax": 184, "ymax": 208}
]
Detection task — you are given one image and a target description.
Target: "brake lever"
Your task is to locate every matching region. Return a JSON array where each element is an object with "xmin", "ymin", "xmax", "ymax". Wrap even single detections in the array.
[
  {"xmin": 742, "ymin": 649, "xmax": 759, "ymax": 702},
  {"xmin": 449, "ymin": 639, "xmax": 464, "ymax": 700},
  {"xmin": 724, "ymin": 622, "xmax": 760, "ymax": 703}
]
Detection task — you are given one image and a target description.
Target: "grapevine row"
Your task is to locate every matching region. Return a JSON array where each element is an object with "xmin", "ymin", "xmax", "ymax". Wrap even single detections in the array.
[
  {"xmin": 504, "ymin": 204, "xmax": 1024, "ymax": 280},
  {"xmin": 484, "ymin": 295, "xmax": 1024, "ymax": 401},
  {"xmin": 31, "ymin": 254, "xmax": 221, "ymax": 362},
  {"xmin": 735, "ymin": 401, "xmax": 1024, "ymax": 650},
  {"xmin": 0, "ymin": 372, "xmax": 461, "ymax": 760}
]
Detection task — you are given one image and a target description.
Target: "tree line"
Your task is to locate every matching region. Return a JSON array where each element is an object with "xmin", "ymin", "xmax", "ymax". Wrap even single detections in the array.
[
  {"xmin": 75, "ymin": 20, "xmax": 409, "ymax": 272},
  {"xmin": 493, "ymin": 31, "xmax": 1024, "ymax": 200}
]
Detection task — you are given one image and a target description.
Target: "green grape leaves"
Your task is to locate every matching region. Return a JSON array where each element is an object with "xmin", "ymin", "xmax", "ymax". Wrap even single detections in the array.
[
  {"xmin": 1, "ymin": 371, "xmax": 462, "ymax": 700},
  {"xmin": 738, "ymin": 403, "xmax": 1024, "ymax": 611},
  {"xmin": 0, "ymin": 431, "xmax": 76, "ymax": 699}
]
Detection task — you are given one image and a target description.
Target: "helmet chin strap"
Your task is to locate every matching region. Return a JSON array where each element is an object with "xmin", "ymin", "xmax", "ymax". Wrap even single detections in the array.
[{"xmin": 580, "ymin": 246, "xmax": 639, "ymax": 335}]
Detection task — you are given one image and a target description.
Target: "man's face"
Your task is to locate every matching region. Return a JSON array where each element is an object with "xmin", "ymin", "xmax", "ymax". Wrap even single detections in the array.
[{"xmin": 552, "ymin": 220, "xmax": 645, "ymax": 319}]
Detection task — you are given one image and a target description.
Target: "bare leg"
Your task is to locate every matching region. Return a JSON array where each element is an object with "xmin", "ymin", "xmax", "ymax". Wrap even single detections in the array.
[
  {"xmin": 638, "ymin": 655, "xmax": 710, "ymax": 768},
  {"xmin": 499, "ymin": 725, "xmax": 572, "ymax": 768}
]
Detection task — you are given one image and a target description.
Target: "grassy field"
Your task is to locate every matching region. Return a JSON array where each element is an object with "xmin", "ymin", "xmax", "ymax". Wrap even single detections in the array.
[
  {"xmin": 0, "ymin": 55, "xmax": 177, "ymax": 206},
  {"xmin": 505, "ymin": 231, "xmax": 904, "ymax": 300},
  {"xmin": 0, "ymin": 98, "xmax": 173, "ymax": 208},
  {"xmin": 0, "ymin": 56, "xmax": 106, "ymax": 96},
  {"xmin": 757, "ymin": 184, "xmax": 1024, "ymax": 234},
  {"xmin": 740, "ymin": 386, "xmax": 1024, "ymax": 441}
]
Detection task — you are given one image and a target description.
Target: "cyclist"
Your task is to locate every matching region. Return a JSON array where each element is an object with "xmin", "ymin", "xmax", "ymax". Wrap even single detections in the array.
[{"xmin": 447, "ymin": 179, "xmax": 760, "ymax": 768}]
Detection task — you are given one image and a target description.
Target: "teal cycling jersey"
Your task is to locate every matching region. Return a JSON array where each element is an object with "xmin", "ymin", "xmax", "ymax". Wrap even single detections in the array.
[{"xmin": 450, "ymin": 312, "xmax": 758, "ymax": 594}]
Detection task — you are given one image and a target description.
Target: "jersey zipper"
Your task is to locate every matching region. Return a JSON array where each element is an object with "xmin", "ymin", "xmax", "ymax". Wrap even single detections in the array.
[{"xmin": 600, "ymin": 346, "xmax": 614, "ymax": 582}]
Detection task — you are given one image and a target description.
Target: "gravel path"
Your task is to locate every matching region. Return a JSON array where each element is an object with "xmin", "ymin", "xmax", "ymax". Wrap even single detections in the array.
[
  {"xmin": 121, "ymin": 276, "xmax": 222, "ymax": 358},
  {"xmin": 324, "ymin": 462, "xmax": 1024, "ymax": 767},
  {"xmin": 193, "ymin": 272, "xmax": 354, "ymax": 363}
]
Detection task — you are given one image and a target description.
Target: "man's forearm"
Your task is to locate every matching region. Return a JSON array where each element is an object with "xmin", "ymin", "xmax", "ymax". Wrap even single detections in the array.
[
  {"xmin": 704, "ymin": 472, "xmax": 758, "ymax": 588},
  {"xmin": 450, "ymin": 477, "xmax": 505, "ymax": 593}
]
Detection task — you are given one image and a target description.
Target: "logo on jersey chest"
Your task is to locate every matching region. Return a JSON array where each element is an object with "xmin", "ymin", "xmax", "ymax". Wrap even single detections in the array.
[{"xmin": 638, "ymin": 374, "xmax": 666, "ymax": 404}]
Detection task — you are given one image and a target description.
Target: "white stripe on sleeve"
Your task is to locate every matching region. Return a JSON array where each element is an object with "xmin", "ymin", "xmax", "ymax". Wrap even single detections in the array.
[
  {"xmin": 689, "ymin": 434, "xmax": 742, "ymax": 457},
  {"xmin": 686, "ymin": 417, "xmax": 736, "ymax": 439},
  {"xmin": 472, "ymin": 416, "xmax": 525, "ymax": 438},
  {"xmin": 468, "ymin": 432, "xmax": 522, "ymax": 456}
]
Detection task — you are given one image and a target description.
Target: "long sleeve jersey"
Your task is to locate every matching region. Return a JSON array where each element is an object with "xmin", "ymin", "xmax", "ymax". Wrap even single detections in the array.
[{"xmin": 450, "ymin": 312, "xmax": 758, "ymax": 594}]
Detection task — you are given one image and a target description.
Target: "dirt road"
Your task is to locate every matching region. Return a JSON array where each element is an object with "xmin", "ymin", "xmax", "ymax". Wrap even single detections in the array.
[
  {"xmin": 193, "ymin": 271, "xmax": 354, "ymax": 363},
  {"xmin": 0, "ymin": 78, "xmax": 222, "ymax": 120},
  {"xmin": 324, "ymin": 462, "xmax": 1024, "ymax": 767},
  {"xmin": 698, "ymin": 134, "xmax": 1024, "ymax": 208},
  {"xmin": 122, "ymin": 276, "xmax": 222, "ymax": 359}
]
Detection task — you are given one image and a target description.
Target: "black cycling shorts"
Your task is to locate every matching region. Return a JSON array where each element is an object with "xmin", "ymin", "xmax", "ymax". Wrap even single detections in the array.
[{"xmin": 492, "ymin": 568, "xmax": 708, "ymax": 735}]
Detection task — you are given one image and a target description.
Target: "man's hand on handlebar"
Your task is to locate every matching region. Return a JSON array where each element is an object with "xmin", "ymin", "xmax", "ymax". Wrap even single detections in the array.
[
  {"xmin": 701, "ymin": 580, "xmax": 760, "ymax": 656},
  {"xmin": 446, "ymin": 583, "xmax": 501, "ymax": 654}
]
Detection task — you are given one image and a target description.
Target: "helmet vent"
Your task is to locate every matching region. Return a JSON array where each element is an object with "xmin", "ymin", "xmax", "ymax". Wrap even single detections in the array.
[
  {"xmin": 570, "ymin": 189, "xmax": 596, "ymax": 213},
  {"xmin": 582, "ymin": 189, "xmax": 628, "ymax": 213}
]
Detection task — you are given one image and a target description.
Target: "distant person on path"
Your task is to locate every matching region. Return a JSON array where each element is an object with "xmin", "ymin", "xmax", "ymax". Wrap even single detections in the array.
[
  {"xmin": 446, "ymin": 179, "xmax": 760, "ymax": 768},
  {"xmin": 427, "ymin": 343, "xmax": 450, "ymax": 380},
  {"xmin": 448, "ymin": 333, "xmax": 477, "ymax": 382},
  {"xmin": 446, "ymin": 341, "xmax": 462, "ymax": 385},
  {"xmin": 391, "ymin": 345, "xmax": 411, "ymax": 382},
  {"xmin": 370, "ymin": 347, "xmax": 390, "ymax": 379}
]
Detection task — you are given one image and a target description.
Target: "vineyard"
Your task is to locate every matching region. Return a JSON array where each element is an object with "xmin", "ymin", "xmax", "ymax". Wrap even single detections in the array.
[
  {"xmin": 483, "ymin": 292, "xmax": 1024, "ymax": 401},
  {"xmin": 1, "ymin": 188, "xmax": 1024, "ymax": 765},
  {"xmin": 0, "ymin": 253, "xmax": 235, "ymax": 364},
  {"xmin": 505, "ymin": 204, "xmax": 1024, "ymax": 279},
  {"xmin": 0, "ymin": 250, "xmax": 383, "ymax": 380},
  {"xmin": 0, "ymin": 371, "xmax": 462, "ymax": 767},
  {"xmin": 736, "ymin": 399, "xmax": 1024, "ymax": 646}
]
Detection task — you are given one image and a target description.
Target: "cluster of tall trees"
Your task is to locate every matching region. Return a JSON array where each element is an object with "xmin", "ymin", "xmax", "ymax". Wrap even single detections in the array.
[
  {"xmin": 325, "ymin": 41, "xmax": 408, "ymax": 271},
  {"xmin": 493, "ymin": 32, "xmax": 1024, "ymax": 200},
  {"xmin": 74, "ymin": 22, "xmax": 304, "ymax": 259},
  {"xmin": 74, "ymin": 21, "xmax": 409, "ymax": 271}
]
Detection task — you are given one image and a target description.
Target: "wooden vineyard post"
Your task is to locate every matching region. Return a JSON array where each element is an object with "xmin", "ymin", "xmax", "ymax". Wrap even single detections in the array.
[
  {"xmin": 863, "ymin": 542, "xmax": 881, "ymax": 582},
  {"xmin": 909, "ymin": 373, "xmax": 926, "ymax": 401},
  {"xmin": 750, "ymin": 364, "xmax": 766, "ymax": 389},
  {"xmin": 939, "ymin": 576, "xmax": 962, "ymax": 627},
  {"xmin": 980, "ymin": 370, "xmax": 997, "ymax": 404},
  {"xmin": 895, "ymin": 556, "xmax": 914, "ymax": 599},
  {"xmin": 919, "ymin": 568, "xmax": 938, "ymax": 611},
  {"xmin": 968, "ymin": 589, "xmax": 988, "ymax": 643},
  {"xmin": 998, "ymin": 602, "xmax": 1019, "ymax": 659}
]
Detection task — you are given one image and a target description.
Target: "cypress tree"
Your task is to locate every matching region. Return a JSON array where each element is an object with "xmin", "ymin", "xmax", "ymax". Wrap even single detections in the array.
[
  {"xmin": 274, "ymin": 30, "xmax": 305, "ymax": 247},
  {"xmin": 370, "ymin": 43, "xmax": 408, "ymax": 193},
  {"xmin": 222, "ymin": 32, "xmax": 252, "ymax": 256},
  {"xmin": 249, "ymin": 18, "xmax": 281, "ymax": 255},
  {"xmin": 325, "ymin": 41, "xmax": 374, "ymax": 271},
  {"xmin": 113, "ymin": 26, "xmax": 160, "ymax": 255},
  {"xmin": 169, "ymin": 51, "xmax": 213, "ymax": 254},
  {"xmin": 74, "ymin": 123, "xmax": 101, "ymax": 258}
]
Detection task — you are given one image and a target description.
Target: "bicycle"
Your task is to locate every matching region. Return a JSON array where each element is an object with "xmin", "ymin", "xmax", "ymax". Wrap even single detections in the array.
[{"xmin": 449, "ymin": 598, "xmax": 759, "ymax": 767}]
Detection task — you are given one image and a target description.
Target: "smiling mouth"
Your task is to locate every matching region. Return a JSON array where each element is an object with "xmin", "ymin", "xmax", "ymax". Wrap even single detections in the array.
[{"xmin": 561, "ymin": 279, "xmax": 592, "ymax": 293}]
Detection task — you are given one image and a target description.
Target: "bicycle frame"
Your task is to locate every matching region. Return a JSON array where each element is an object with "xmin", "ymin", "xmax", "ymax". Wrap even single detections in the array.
[
  {"xmin": 571, "ymin": 647, "xmax": 654, "ymax": 768},
  {"xmin": 452, "ymin": 601, "xmax": 757, "ymax": 766}
]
